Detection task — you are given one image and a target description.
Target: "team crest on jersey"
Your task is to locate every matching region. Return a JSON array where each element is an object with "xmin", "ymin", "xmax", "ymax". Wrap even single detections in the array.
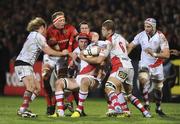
[
  {"xmin": 62, "ymin": 29, "xmax": 67, "ymax": 34},
  {"xmin": 118, "ymin": 71, "xmax": 128, "ymax": 79}
]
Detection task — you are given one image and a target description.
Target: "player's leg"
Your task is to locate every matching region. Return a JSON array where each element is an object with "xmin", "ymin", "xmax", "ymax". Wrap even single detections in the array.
[
  {"xmin": 124, "ymin": 83, "xmax": 151, "ymax": 118},
  {"xmin": 71, "ymin": 77, "xmax": 91, "ymax": 117},
  {"xmin": 71, "ymin": 76, "xmax": 99, "ymax": 118},
  {"xmin": 15, "ymin": 66, "xmax": 38, "ymax": 118},
  {"xmin": 153, "ymin": 79, "xmax": 166, "ymax": 116},
  {"xmin": 64, "ymin": 91, "xmax": 74, "ymax": 113},
  {"xmin": 42, "ymin": 63, "xmax": 54, "ymax": 115},
  {"xmin": 138, "ymin": 67, "xmax": 150, "ymax": 110},
  {"xmin": 117, "ymin": 91, "xmax": 130, "ymax": 117},
  {"xmin": 50, "ymin": 78, "xmax": 78, "ymax": 117},
  {"xmin": 151, "ymin": 65, "xmax": 166, "ymax": 116},
  {"xmin": 30, "ymin": 78, "xmax": 40, "ymax": 101},
  {"xmin": 105, "ymin": 76, "xmax": 123, "ymax": 116}
]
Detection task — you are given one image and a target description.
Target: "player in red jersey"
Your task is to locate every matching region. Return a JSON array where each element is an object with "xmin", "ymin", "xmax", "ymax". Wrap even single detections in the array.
[
  {"xmin": 78, "ymin": 21, "xmax": 99, "ymax": 42},
  {"xmin": 42, "ymin": 11, "xmax": 78, "ymax": 115}
]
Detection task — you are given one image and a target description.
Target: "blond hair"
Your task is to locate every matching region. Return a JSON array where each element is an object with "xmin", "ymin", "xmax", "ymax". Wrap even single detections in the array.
[
  {"xmin": 102, "ymin": 20, "xmax": 115, "ymax": 33},
  {"xmin": 51, "ymin": 11, "xmax": 64, "ymax": 21},
  {"xmin": 26, "ymin": 17, "xmax": 46, "ymax": 32}
]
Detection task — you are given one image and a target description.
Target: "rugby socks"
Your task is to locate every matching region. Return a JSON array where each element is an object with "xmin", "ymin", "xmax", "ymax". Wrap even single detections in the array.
[
  {"xmin": 128, "ymin": 94, "xmax": 148, "ymax": 115},
  {"xmin": 31, "ymin": 92, "xmax": 38, "ymax": 101},
  {"xmin": 154, "ymin": 89, "xmax": 162, "ymax": 110},
  {"xmin": 117, "ymin": 93, "xmax": 129, "ymax": 112},
  {"xmin": 55, "ymin": 91, "xmax": 64, "ymax": 116},
  {"xmin": 19, "ymin": 90, "xmax": 32, "ymax": 112},
  {"xmin": 76, "ymin": 90, "xmax": 88, "ymax": 113},
  {"xmin": 108, "ymin": 91, "xmax": 121, "ymax": 111},
  {"xmin": 142, "ymin": 83, "xmax": 150, "ymax": 105}
]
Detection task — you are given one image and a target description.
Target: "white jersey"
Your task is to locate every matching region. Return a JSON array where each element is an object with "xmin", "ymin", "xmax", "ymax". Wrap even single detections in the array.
[
  {"xmin": 132, "ymin": 31, "xmax": 169, "ymax": 67},
  {"xmin": 73, "ymin": 47, "xmax": 81, "ymax": 55},
  {"xmin": 72, "ymin": 47, "xmax": 95, "ymax": 75},
  {"xmin": 108, "ymin": 33, "xmax": 133, "ymax": 72},
  {"xmin": 76, "ymin": 41, "xmax": 110, "ymax": 75},
  {"xmin": 16, "ymin": 31, "xmax": 48, "ymax": 65}
]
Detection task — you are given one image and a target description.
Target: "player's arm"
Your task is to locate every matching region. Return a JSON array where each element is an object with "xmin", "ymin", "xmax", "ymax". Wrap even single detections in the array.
[
  {"xmin": 68, "ymin": 26, "xmax": 78, "ymax": 52},
  {"xmin": 79, "ymin": 52, "xmax": 106, "ymax": 64},
  {"xmin": 42, "ymin": 44, "xmax": 68, "ymax": 57},
  {"xmin": 127, "ymin": 33, "xmax": 141, "ymax": 54},
  {"xmin": 80, "ymin": 44, "xmax": 110, "ymax": 64},
  {"xmin": 145, "ymin": 47, "xmax": 170, "ymax": 59},
  {"xmin": 145, "ymin": 33, "xmax": 170, "ymax": 59},
  {"xmin": 127, "ymin": 42, "xmax": 137, "ymax": 54}
]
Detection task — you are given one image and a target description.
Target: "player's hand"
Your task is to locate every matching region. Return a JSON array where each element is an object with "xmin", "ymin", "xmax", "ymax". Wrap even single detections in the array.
[
  {"xmin": 170, "ymin": 49, "xmax": 179, "ymax": 56},
  {"xmin": 68, "ymin": 52, "xmax": 73, "ymax": 58},
  {"xmin": 79, "ymin": 52, "xmax": 87, "ymax": 60},
  {"xmin": 62, "ymin": 49, "xmax": 69, "ymax": 56}
]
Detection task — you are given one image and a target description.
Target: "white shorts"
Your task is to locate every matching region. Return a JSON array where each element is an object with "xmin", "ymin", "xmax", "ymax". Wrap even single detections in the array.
[
  {"xmin": 43, "ymin": 54, "xmax": 59, "ymax": 68},
  {"xmin": 43, "ymin": 54, "xmax": 68, "ymax": 71},
  {"xmin": 15, "ymin": 65, "xmax": 35, "ymax": 81},
  {"xmin": 139, "ymin": 64, "xmax": 164, "ymax": 81},
  {"xmin": 110, "ymin": 67, "xmax": 134, "ymax": 85},
  {"xmin": 75, "ymin": 74, "xmax": 100, "ymax": 86}
]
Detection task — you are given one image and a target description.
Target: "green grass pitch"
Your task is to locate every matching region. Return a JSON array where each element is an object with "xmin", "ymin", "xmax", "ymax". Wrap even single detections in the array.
[{"xmin": 0, "ymin": 96, "xmax": 180, "ymax": 124}]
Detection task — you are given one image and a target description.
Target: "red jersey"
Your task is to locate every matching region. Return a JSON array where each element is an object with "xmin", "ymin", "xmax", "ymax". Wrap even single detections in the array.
[{"xmin": 47, "ymin": 24, "xmax": 78, "ymax": 52}]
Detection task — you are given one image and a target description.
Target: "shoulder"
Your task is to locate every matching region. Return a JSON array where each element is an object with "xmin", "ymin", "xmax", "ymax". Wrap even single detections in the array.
[
  {"xmin": 36, "ymin": 32, "xmax": 46, "ymax": 42},
  {"xmin": 157, "ymin": 30, "xmax": 165, "ymax": 37},
  {"xmin": 137, "ymin": 31, "xmax": 145, "ymax": 37},
  {"xmin": 64, "ymin": 24, "xmax": 78, "ymax": 35},
  {"xmin": 64, "ymin": 24, "xmax": 76, "ymax": 30},
  {"xmin": 47, "ymin": 24, "xmax": 55, "ymax": 31},
  {"xmin": 133, "ymin": 31, "xmax": 146, "ymax": 40},
  {"xmin": 156, "ymin": 30, "xmax": 167, "ymax": 41},
  {"xmin": 113, "ymin": 33, "xmax": 127, "ymax": 42}
]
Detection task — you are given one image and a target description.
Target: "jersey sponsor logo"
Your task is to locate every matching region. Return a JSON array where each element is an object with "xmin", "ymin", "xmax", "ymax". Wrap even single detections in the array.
[
  {"xmin": 58, "ymin": 39, "xmax": 69, "ymax": 43},
  {"xmin": 118, "ymin": 71, "xmax": 128, "ymax": 80}
]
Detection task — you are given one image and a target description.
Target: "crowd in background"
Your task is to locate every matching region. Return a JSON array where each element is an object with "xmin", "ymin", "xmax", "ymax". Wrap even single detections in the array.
[
  {"xmin": 0, "ymin": 0, "xmax": 179, "ymax": 59},
  {"xmin": 0, "ymin": 0, "xmax": 179, "ymax": 98}
]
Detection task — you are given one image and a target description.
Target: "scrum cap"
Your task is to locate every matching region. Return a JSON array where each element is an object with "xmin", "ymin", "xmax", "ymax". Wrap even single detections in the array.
[{"xmin": 144, "ymin": 18, "xmax": 156, "ymax": 32}]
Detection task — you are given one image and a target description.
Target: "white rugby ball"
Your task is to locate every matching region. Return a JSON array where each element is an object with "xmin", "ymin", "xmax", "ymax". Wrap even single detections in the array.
[{"xmin": 83, "ymin": 45, "xmax": 100, "ymax": 56}]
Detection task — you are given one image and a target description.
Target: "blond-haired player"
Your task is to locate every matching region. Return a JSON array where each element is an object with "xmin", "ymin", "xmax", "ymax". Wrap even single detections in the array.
[{"xmin": 15, "ymin": 17, "xmax": 68, "ymax": 118}]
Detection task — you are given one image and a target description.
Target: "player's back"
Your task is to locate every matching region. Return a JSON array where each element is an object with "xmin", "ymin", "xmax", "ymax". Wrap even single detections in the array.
[
  {"xmin": 109, "ymin": 33, "xmax": 132, "ymax": 68},
  {"xmin": 16, "ymin": 31, "xmax": 46, "ymax": 65}
]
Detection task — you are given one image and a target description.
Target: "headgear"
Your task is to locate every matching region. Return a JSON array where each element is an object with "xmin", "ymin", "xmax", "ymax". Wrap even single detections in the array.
[{"xmin": 144, "ymin": 18, "xmax": 156, "ymax": 33}]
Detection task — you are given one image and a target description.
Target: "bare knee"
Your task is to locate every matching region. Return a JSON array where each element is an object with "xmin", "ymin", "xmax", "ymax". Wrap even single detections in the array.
[
  {"xmin": 81, "ymin": 78, "xmax": 90, "ymax": 87},
  {"xmin": 55, "ymin": 78, "xmax": 65, "ymax": 91},
  {"xmin": 80, "ymin": 78, "xmax": 90, "ymax": 91},
  {"xmin": 139, "ymin": 72, "xmax": 149, "ymax": 86}
]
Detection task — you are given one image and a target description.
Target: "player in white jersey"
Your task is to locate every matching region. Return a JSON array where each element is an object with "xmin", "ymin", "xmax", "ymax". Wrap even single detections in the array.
[
  {"xmin": 14, "ymin": 17, "xmax": 69, "ymax": 118},
  {"xmin": 128, "ymin": 18, "xmax": 170, "ymax": 116},
  {"xmin": 80, "ymin": 20, "xmax": 151, "ymax": 118},
  {"xmin": 48, "ymin": 33, "xmax": 93, "ymax": 117}
]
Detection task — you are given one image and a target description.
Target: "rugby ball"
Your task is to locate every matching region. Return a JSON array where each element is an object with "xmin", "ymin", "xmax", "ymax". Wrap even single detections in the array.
[{"xmin": 83, "ymin": 45, "xmax": 100, "ymax": 56}]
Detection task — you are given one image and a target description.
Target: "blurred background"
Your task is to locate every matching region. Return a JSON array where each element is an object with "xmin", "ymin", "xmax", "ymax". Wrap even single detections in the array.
[{"xmin": 0, "ymin": 0, "xmax": 179, "ymax": 102}]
